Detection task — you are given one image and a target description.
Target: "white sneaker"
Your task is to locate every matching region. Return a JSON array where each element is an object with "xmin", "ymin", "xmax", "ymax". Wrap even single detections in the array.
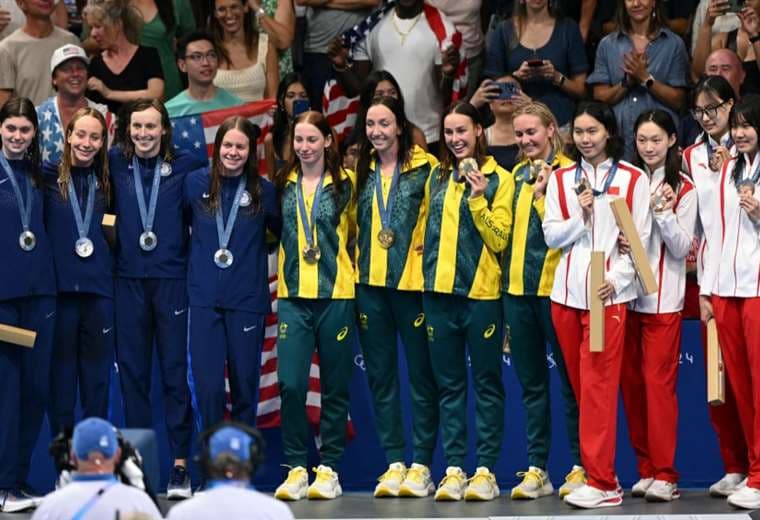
[
  {"xmin": 274, "ymin": 466, "xmax": 308, "ymax": 501},
  {"xmin": 710, "ymin": 473, "xmax": 746, "ymax": 497},
  {"xmin": 645, "ymin": 480, "xmax": 680, "ymax": 502},
  {"xmin": 728, "ymin": 485, "xmax": 760, "ymax": 509},
  {"xmin": 631, "ymin": 477, "xmax": 654, "ymax": 497},
  {"xmin": 558, "ymin": 465, "xmax": 586, "ymax": 498},
  {"xmin": 399, "ymin": 463, "xmax": 434, "ymax": 498},
  {"xmin": 307, "ymin": 465, "xmax": 342, "ymax": 500},
  {"xmin": 464, "ymin": 467, "xmax": 499, "ymax": 501},
  {"xmin": 434, "ymin": 466, "xmax": 466, "ymax": 501},
  {"xmin": 374, "ymin": 462, "xmax": 406, "ymax": 498},
  {"xmin": 564, "ymin": 484, "xmax": 623, "ymax": 509},
  {"xmin": 0, "ymin": 491, "xmax": 35, "ymax": 513},
  {"xmin": 511, "ymin": 466, "xmax": 553, "ymax": 499}
]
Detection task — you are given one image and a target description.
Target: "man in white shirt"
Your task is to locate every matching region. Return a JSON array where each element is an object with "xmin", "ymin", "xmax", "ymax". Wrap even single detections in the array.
[
  {"xmin": 167, "ymin": 424, "xmax": 295, "ymax": 520},
  {"xmin": 31, "ymin": 418, "xmax": 162, "ymax": 520}
]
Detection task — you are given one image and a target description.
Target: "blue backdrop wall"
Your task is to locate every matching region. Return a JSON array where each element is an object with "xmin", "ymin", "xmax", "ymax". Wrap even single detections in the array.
[{"xmin": 28, "ymin": 319, "xmax": 723, "ymax": 493}]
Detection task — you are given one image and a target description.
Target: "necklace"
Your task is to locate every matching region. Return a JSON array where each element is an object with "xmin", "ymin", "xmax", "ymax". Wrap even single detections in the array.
[{"xmin": 391, "ymin": 11, "xmax": 423, "ymax": 45}]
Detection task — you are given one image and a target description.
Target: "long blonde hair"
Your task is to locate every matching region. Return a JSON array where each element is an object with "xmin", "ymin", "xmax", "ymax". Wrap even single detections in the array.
[
  {"xmin": 58, "ymin": 108, "xmax": 111, "ymax": 203},
  {"xmin": 512, "ymin": 101, "xmax": 563, "ymax": 164}
]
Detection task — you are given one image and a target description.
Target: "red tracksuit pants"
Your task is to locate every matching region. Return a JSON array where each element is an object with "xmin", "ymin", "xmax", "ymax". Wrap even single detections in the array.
[
  {"xmin": 551, "ymin": 302, "xmax": 627, "ymax": 491},
  {"xmin": 620, "ymin": 311, "xmax": 681, "ymax": 483},
  {"xmin": 712, "ymin": 296, "xmax": 760, "ymax": 488}
]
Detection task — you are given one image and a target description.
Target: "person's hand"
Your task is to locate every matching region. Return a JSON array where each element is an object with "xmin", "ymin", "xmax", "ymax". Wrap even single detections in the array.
[
  {"xmin": 537, "ymin": 60, "xmax": 558, "ymax": 83},
  {"xmin": 513, "ymin": 61, "xmax": 534, "ymax": 82},
  {"xmin": 623, "ymin": 51, "xmax": 649, "ymax": 84},
  {"xmin": 442, "ymin": 45, "xmax": 460, "ymax": 77},
  {"xmin": 470, "ymin": 79, "xmax": 500, "ymax": 108},
  {"xmin": 739, "ymin": 189, "xmax": 760, "ymax": 221},
  {"xmin": 617, "ymin": 231, "xmax": 631, "ymax": 255},
  {"xmin": 87, "ymin": 77, "xmax": 110, "ymax": 98},
  {"xmin": 739, "ymin": 6, "xmax": 760, "ymax": 38},
  {"xmin": 465, "ymin": 166, "xmax": 488, "ymax": 198},
  {"xmin": 578, "ymin": 187, "xmax": 593, "ymax": 220},
  {"xmin": 597, "ymin": 280, "xmax": 615, "ymax": 300},
  {"xmin": 706, "ymin": 0, "xmax": 730, "ymax": 27},
  {"xmin": 533, "ymin": 163, "xmax": 551, "ymax": 199},
  {"xmin": 699, "ymin": 294, "xmax": 715, "ymax": 322},
  {"xmin": 0, "ymin": 9, "xmax": 11, "ymax": 34},
  {"xmin": 326, "ymin": 36, "xmax": 349, "ymax": 69},
  {"xmin": 711, "ymin": 145, "xmax": 731, "ymax": 171},
  {"xmin": 659, "ymin": 184, "xmax": 677, "ymax": 211}
]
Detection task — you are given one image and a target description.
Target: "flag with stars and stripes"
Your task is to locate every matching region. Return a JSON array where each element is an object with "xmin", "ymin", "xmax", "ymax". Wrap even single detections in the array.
[
  {"xmin": 36, "ymin": 96, "xmax": 111, "ymax": 164},
  {"xmin": 323, "ymin": 0, "xmax": 468, "ymax": 143}
]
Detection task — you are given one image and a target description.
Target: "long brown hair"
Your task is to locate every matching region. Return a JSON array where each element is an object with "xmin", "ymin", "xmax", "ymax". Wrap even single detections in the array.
[
  {"xmin": 275, "ymin": 111, "xmax": 344, "ymax": 199},
  {"xmin": 614, "ymin": 0, "xmax": 666, "ymax": 37},
  {"xmin": 208, "ymin": 0, "xmax": 258, "ymax": 67},
  {"xmin": 58, "ymin": 108, "xmax": 111, "ymax": 203},
  {"xmin": 512, "ymin": 101, "xmax": 563, "ymax": 164},
  {"xmin": 0, "ymin": 96, "xmax": 42, "ymax": 186},
  {"xmin": 510, "ymin": 0, "xmax": 562, "ymax": 49},
  {"xmin": 438, "ymin": 102, "xmax": 488, "ymax": 181},
  {"xmin": 207, "ymin": 116, "xmax": 262, "ymax": 214},
  {"xmin": 117, "ymin": 99, "xmax": 174, "ymax": 162}
]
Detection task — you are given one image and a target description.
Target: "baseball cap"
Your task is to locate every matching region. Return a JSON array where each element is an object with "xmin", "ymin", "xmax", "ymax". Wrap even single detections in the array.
[
  {"xmin": 72, "ymin": 418, "xmax": 117, "ymax": 459},
  {"xmin": 209, "ymin": 426, "xmax": 252, "ymax": 462},
  {"xmin": 50, "ymin": 44, "xmax": 89, "ymax": 73}
]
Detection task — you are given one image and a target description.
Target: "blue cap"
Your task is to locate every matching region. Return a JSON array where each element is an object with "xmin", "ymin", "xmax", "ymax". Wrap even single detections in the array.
[
  {"xmin": 72, "ymin": 418, "xmax": 117, "ymax": 459},
  {"xmin": 209, "ymin": 427, "xmax": 252, "ymax": 462}
]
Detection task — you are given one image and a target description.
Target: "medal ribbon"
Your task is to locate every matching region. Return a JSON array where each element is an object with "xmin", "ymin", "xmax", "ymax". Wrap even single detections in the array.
[
  {"xmin": 373, "ymin": 160, "xmax": 400, "ymax": 231},
  {"xmin": 131, "ymin": 156, "xmax": 162, "ymax": 234},
  {"xmin": 296, "ymin": 170, "xmax": 325, "ymax": 247},
  {"xmin": 215, "ymin": 175, "xmax": 247, "ymax": 251},
  {"xmin": 0, "ymin": 153, "xmax": 33, "ymax": 233},
  {"xmin": 67, "ymin": 173, "xmax": 96, "ymax": 241},
  {"xmin": 575, "ymin": 161, "xmax": 619, "ymax": 197}
]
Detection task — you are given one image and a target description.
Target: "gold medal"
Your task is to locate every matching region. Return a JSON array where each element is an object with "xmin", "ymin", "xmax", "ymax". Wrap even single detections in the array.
[
  {"xmin": 302, "ymin": 244, "xmax": 321, "ymax": 264},
  {"xmin": 526, "ymin": 160, "xmax": 543, "ymax": 185},
  {"xmin": 377, "ymin": 228, "xmax": 395, "ymax": 249},
  {"xmin": 459, "ymin": 157, "xmax": 478, "ymax": 182}
]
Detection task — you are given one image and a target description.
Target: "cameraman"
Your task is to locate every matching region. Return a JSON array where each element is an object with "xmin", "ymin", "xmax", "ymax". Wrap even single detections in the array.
[
  {"xmin": 167, "ymin": 424, "xmax": 293, "ymax": 519},
  {"xmin": 32, "ymin": 418, "xmax": 161, "ymax": 520}
]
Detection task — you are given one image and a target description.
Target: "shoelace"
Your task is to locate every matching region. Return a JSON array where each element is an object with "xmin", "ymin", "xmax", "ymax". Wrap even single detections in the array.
[
  {"xmin": 516, "ymin": 468, "xmax": 545, "ymax": 486},
  {"xmin": 284, "ymin": 466, "xmax": 307, "ymax": 485},
  {"xmin": 378, "ymin": 467, "xmax": 405, "ymax": 483},
  {"xmin": 312, "ymin": 466, "xmax": 334, "ymax": 484},
  {"xmin": 405, "ymin": 467, "xmax": 426, "ymax": 484},
  {"xmin": 438, "ymin": 472, "xmax": 464, "ymax": 489},
  {"xmin": 564, "ymin": 467, "xmax": 585, "ymax": 483},
  {"xmin": 466, "ymin": 471, "xmax": 493, "ymax": 486}
]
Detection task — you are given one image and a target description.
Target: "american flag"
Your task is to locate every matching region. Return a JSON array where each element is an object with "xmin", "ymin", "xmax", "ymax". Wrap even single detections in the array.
[
  {"xmin": 171, "ymin": 101, "xmax": 327, "ymax": 431},
  {"xmin": 323, "ymin": 0, "xmax": 468, "ymax": 143}
]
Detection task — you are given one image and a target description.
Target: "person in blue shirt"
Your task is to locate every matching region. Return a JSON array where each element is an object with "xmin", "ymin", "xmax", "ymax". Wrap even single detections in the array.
[
  {"xmin": 0, "ymin": 97, "xmax": 57, "ymax": 513},
  {"xmin": 185, "ymin": 116, "xmax": 281, "ymax": 433},
  {"xmin": 43, "ymin": 107, "xmax": 114, "ymax": 439},
  {"xmin": 109, "ymin": 98, "xmax": 205, "ymax": 500}
]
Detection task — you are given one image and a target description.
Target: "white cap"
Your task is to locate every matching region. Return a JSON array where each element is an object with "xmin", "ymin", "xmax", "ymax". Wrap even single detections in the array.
[{"xmin": 50, "ymin": 44, "xmax": 89, "ymax": 73}]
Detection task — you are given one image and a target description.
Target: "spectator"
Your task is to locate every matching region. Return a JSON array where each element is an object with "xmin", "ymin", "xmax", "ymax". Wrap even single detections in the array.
[
  {"xmin": 483, "ymin": 0, "xmax": 589, "ymax": 130},
  {"xmin": 252, "ymin": 0, "xmax": 296, "ymax": 76},
  {"xmin": 299, "ymin": 0, "xmax": 379, "ymax": 109},
  {"xmin": 0, "ymin": 0, "xmax": 78, "ymax": 106},
  {"xmin": 165, "ymin": 31, "xmax": 243, "ymax": 117},
  {"xmin": 83, "ymin": 0, "xmax": 164, "ymax": 115},
  {"xmin": 37, "ymin": 44, "xmax": 109, "ymax": 164},
  {"xmin": 588, "ymin": 0, "xmax": 688, "ymax": 159},
  {"xmin": 264, "ymin": 72, "xmax": 308, "ymax": 178},
  {"xmin": 210, "ymin": 0, "xmax": 279, "ymax": 102},
  {"xmin": 705, "ymin": 48, "xmax": 747, "ymax": 96},
  {"xmin": 167, "ymin": 425, "xmax": 294, "ymax": 519},
  {"xmin": 0, "ymin": 0, "xmax": 68, "ymax": 40},
  {"xmin": 691, "ymin": 0, "xmax": 740, "ymax": 52},
  {"xmin": 328, "ymin": 0, "xmax": 461, "ymax": 152},
  {"xmin": 31, "ymin": 418, "xmax": 162, "ymax": 520}
]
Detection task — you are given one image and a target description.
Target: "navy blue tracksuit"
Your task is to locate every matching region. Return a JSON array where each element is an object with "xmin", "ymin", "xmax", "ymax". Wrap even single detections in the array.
[
  {"xmin": 184, "ymin": 169, "xmax": 281, "ymax": 431},
  {"xmin": 0, "ymin": 158, "xmax": 56, "ymax": 490},
  {"xmin": 110, "ymin": 147, "xmax": 204, "ymax": 460},
  {"xmin": 43, "ymin": 162, "xmax": 114, "ymax": 436}
]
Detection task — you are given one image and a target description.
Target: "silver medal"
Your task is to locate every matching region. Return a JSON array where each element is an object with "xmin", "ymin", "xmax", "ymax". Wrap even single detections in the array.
[
  {"xmin": 75, "ymin": 237, "xmax": 94, "ymax": 258},
  {"xmin": 240, "ymin": 190, "xmax": 251, "ymax": 207},
  {"xmin": 160, "ymin": 162, "xmax": 172, "ymax": 177},
  {"xmin": 19, "ymin": 230, "xmax": 36, "ymax": 251},
  {"xmin": 139, "ymin": 230, "xmax": 158, "ymax": 251},
  {"xmin": 214, "ymin": 248, "xmax": 234, "ymax": 269}
]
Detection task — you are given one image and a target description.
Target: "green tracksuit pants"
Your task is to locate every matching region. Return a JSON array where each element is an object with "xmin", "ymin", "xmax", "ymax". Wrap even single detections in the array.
[{"xmin": 356, "ymin": 284, "xmax": 438, "ymax": 466}]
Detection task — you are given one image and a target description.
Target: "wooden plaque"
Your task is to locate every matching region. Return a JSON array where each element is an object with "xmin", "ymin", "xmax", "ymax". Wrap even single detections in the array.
[
  {"xmin": 590, "ymin": 251, "xmax": 605, "ymax": 353},
  {"xmin": 0, "ymin": 323, "xmax": 36, "ymax": 348},
  {"xmin": 609, "ymin": 198, "xmax": 658, "ymax": 295},
  {"xmin": 707, "ymin": 318, "xmax": 726, "ymax": 406},
  {"xmin": 102, "ymin": 214, "xmax": 116, "ymax": 244}
]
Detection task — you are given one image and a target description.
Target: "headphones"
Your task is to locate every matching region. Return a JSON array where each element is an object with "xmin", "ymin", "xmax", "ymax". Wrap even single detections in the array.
[{"xmin": 197, "ymin": 421, "xmax": 266, "ymax": 478}]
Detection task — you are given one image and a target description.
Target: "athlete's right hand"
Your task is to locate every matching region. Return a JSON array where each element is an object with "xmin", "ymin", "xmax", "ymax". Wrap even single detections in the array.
[
  {"xmin": 578, "ymin": 188, "xmax": 593, "ymax": 219},
  {"xmin": 699, "ymin": 295, "xmax": 715, "ymax": 322}
]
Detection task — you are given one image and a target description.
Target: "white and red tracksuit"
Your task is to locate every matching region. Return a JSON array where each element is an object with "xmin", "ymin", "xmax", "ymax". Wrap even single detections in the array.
[
  {"xmin": 620, "ymin": 167, "xmax": 697, "ymax": 485},
  {"xmin": 683, "ymin": 136, "xmax": 749, "ymax": 476},
  {"xmin": 543, "ymin": 157, "xmax": 651, "ymax": 492},
  {"xmin": 702, "ymin": 152, "xmax": 760, "ymax": 489}
]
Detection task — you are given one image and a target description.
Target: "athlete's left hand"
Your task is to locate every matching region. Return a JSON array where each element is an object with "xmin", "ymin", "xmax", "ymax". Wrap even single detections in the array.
[
  {"xmin": 739, "ymin": 191, "xmax": 760, "ymax": 222},
  {"xmin": 597, "ymin": 280, "xmax": 616, "ymax": 300},
  {"xmin": 466, "ymin": 168, "xmax": 488, "ymax": 198}
]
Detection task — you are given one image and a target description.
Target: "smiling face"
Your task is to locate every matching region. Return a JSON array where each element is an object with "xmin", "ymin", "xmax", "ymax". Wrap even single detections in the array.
[
  {"xmin": 443, "ymin": 113, "xmax": 481, "ymax": 161},
  {"xmin": 514, "ymin": 113, "xmax": 554, "ymax": 161},
  {"xmin": 732, "ymin": 114, "xmax": 759, "ymax": 155},
  {"xmin": 635, "ymin": 121, "xmax": 674, "ymax": 171},
  {"xmin": 625, "ymin": 0, "xmax": 655, "ymax": 25},
  {"xmin": 1, "ymin": 116, "xmax": 36, "ymax": 160},
  {"xmin": 294, "ymin": 122, "xmax": 331, "ymax": 168},
  {"xmin": 218, "ymin": 128, "xmax": 250, "ymax": 175},
  {"xmin": 53, "ymin": 59, "xmax": 88, "ymax": 98},
  {"xmin": 366, "ymin": 104, "xmax": 400, "ymax": 155},
  {"xmin": 694, "ymin": 91, "xmax": 733, "ymax": 139},
  {"xmin": 68, "ymin": 115, "xmax": 104, "ymax": 167},
  {"xmin": 573, "ymin": 113, "xmax": 609, "ymax": 164},
  {"xmin": 214, "ymin": 0, "xmax": 247, "ymax": 36},
  {"xmin": 129, "ymin": 107, "xmax": 165, "ymax": 159}
]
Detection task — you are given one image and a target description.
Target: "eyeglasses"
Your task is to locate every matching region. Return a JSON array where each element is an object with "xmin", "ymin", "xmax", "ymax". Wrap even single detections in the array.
[
  {"xmin": 184, "ymin": 51, "xmax": 218, "ymax": 63},
  {"xmin": 691, "ymin": 100, "xmax": 729, "ymax": 121}
]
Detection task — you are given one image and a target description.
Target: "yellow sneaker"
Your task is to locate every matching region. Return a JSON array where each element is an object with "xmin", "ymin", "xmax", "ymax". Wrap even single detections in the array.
[
  {"xmin": 274, "ymin": 466, "xmax": 308, "ymax": 501},
  {"xmin": 399, "ymin": 463, "xmax": 434, "ymax": 497},
  {"xmin": 307, "ymin": 465, "xmax": 342, "ymax": 500},
  {"xmin": 374, "ymin": 462, "xmax": 406, "ymax": 497},
  {"xmin": 511, "ymin": 466, "xmax": 553, "ymax": 499},
  {"xmin": 434, "ymin": 466, "xmax": 466, "ymax": 501},
  {"xmin": 464, "ymin": 467, "xmax": 500, "ymax": 501},
  {"xmin": 559, "ymin": 465, "xmax": 586, "ymax": 498}
]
